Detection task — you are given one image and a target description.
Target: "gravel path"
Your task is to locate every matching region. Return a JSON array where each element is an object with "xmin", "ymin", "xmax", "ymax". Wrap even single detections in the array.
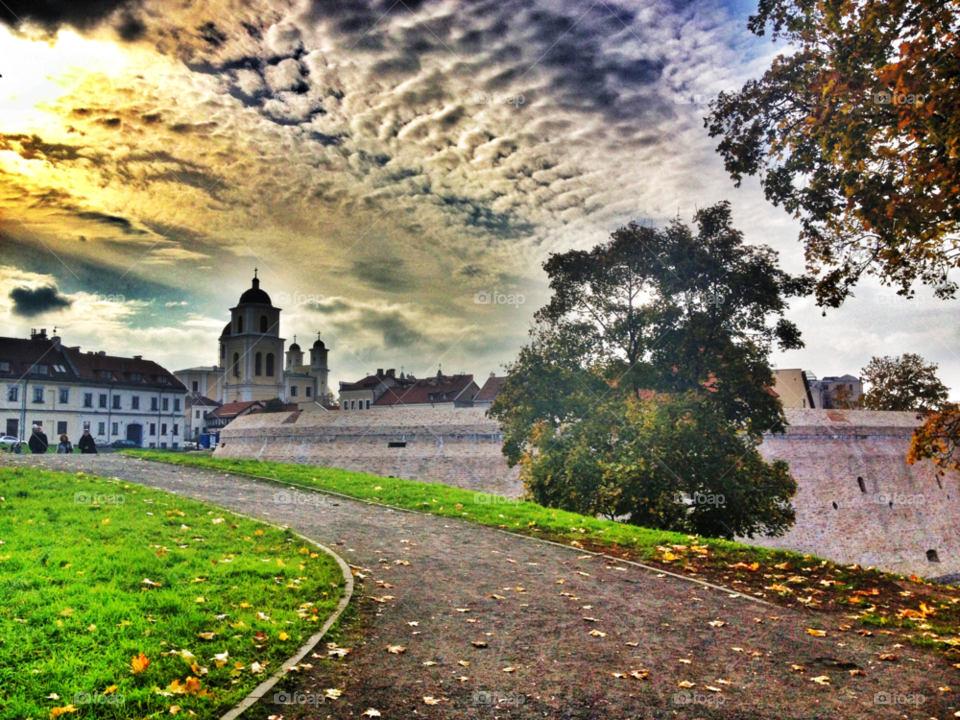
[{"xmin": 5, "ymin": 453, "xmax": 959, "ymax": 719}]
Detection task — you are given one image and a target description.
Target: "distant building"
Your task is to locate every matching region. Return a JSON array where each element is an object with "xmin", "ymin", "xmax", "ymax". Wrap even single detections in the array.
[
  {"xmin": 771, "ymin": 369, "xmax": 816, "ymax": 409},
  {"xmin": 206, "ymin": 400, "xmax": 266, "ymax": 431},
  {"xmin": 339, "ymin": 368, "xmax": 409, "ymax": 410},
  {"xmin": 175, "ymin": 272, "xmax": 333, "ymax": 410},
  {"xmin": 0, "ymin": 329, "xmax": 186, "ymax": 447},
  {"xmin": 473, "ymin": 373, "xmax": 507, "ymax": 408},
  {"xmin": 771, "ymin": 369, "xmax": 863, "ymax": 409},
  {"xmin": 185, "ymin": 394, "xmax": 221, "ymax": 439},
  {"xmin": 338, "ymin": 369, "xmax": 480, "ymax": 409}
]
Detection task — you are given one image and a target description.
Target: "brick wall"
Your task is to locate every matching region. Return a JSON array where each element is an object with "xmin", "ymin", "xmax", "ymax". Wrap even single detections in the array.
[{"xmin": 218, "ymin": 407, "xmax": 960, "ymax": 579}]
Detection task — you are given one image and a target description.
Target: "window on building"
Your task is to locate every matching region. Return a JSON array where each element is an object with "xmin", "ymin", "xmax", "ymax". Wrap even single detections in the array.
[
  {"xmin": 195, "ymin": 410, "xmax": 200, "ymax": 418},
  {"xmin": 59, "ymin": 388, "xmax": 69, "ymax": 404},
  {"xmin": 160, "ymin": 442, "xmax": 167, "ymax": 449},
  {"xmin": 266, "ymin": 353, "xmax": 275, "ymax": 376},
  {"xmin": 157, "ymin": 376, "xmax": 168, "ymax": 384},
  {"xmin": 306, "ymin": 387, "xmax": 312, "ymax": 397},
  {"xmin": 99, "ymin": 394, "xmax": 107, "ymax": 408},
  {"xmin": 83, "ymin": 393, "xmax": 93, "ymax": 408},
  {"xmin": 236, "ymin": 316, "xmax": 243, "ymax": 333},
  {"xmin": 351, "ymin": 400, "xmax": 356, "ymax": 409},
  {"xmin": 37, "ymin": 364, "xmax": 48, "ymax": 375},
  {"xmin": 132, "ymin": 396, "xmax": 140, "ymax": 410},
  {"xmin": 255, "ymin": 352, "xmax": 262, "ymax": 376},
  {"xmin": 202, "ymin": 411, "xmax": 208, "ymax": 418},
  {"xmin": 0, "ymin": 362, "xmax": 8, "ymax": 372},
  {"xmin": 57, "ymin": 421, "xmax": 67, "ymax": 435},
  {"xmin": 131, "ymin": 372, "xmax": 142, "ymax": 382},
  {"xmin": 83, "ymin": 421, "xmax": 90, "ymax": 430},
  {"xmin": 98, "ymin": 422, "xmax": 105, "ymax": 435},
  {"xmin": 100, "ymin": 370, "xmax": 111, "ymax": 379},
  {"xmin": 192, "ymin": 381, "xmax": 198, "ymax": 392},
  {"xmin": 233, "ymin": 353, "xmax": 240, "ymax": 377},
  {"xmin": 112, "ymin": 422, "xmax": 118, "ymax": 435},
  {"xmin": 33, "ymin": 387, "xmax": 44, "ymax": 403},
  {"xmin": 151, "ymin": 397, "xmax": 158, "ymax": 411},
  {"xmin": 173, "ymin": 398, "xmax": 180, "ymax": 412},
  {"xmin": 161, "ymin": 423, "xmax": 167, "ymax": 435},
  {"xmin": 173, "ymin": 424, "xmax": 179, "ymax": 436},
  {"xmin": 162, "ymin": 398, "xmax": 169, "ymax": 412},
  {"xmin": 53, "ymin": 365, "xmax": 66, "ymax": 373},
  {"xmin": 260, "ymin": 315, "xmax": 268, "ymax": 333},
  {"xmin": 112, "ymin": 396, "xmax": 121, "ymax": 409},
  {"xmin": 8, "ymin": 386, "xmax": 18, "ymax": 402},
  {"xmin": 365, "ymin": 399, "xmax": 370, "ymax": 409},
  {"xmin": 290, "ymin": 386, "xmax": 298, "ymax": 397},
  {"xmin": 149, "ymin": 423, "xmax": 156, "ymax": 436}
]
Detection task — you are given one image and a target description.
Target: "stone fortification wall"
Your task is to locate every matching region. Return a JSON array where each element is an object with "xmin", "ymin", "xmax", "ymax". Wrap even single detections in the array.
[
  {"xmin": 217, "ymin": 406, "xmax": 960, "ymax": 579},
  {"xmin": 215, "ymin": 406, "xmax": 522, "ymax": 498}
]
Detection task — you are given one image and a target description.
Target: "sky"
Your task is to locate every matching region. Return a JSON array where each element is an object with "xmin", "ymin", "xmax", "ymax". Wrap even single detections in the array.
[{"xmin": 0, "ymin": 0, "xmax": 958, "ymax": 396}]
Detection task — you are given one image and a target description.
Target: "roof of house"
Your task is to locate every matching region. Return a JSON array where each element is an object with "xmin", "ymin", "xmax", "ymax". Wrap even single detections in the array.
[
  {"xmin": 475, "ymin": 375, "xmax": 507, "ymax": 402},
  {"xmin": 186, "ymin": 395, "xmax": 221, "ymax": 408},
  {"xmin": 373, "ymin": 374, "xmax": 477, "ymax": 406},
  {"xmin": 0, "ymin": 335, "xmax": 184, "ymax": 390},
  {"xmin": 210, "ymin": 400, "xmax": 264, "ymax": 418}
]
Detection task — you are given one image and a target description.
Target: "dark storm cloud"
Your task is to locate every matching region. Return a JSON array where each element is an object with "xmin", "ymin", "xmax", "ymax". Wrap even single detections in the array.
[
  {"xmin": 9, "ymin": 285, "xmax": 73, "ymax": 317},
  {"xmin": 351, "ymin": 257, "xmax": 413, "ymax": 293},
  {"xmin": 365, "ymin": 310, "xmax": 425, "ymax": 349},
  {"xmin": 438, "ymin": 196, "xmax": 535, "ymax": 239},
  {"xmin": 75, "ymin": 211, "xmax": 146, "ymax": 235},
  {"xmin": 0, "ymin": 0, "xmax": 144, "ymax": 38}
]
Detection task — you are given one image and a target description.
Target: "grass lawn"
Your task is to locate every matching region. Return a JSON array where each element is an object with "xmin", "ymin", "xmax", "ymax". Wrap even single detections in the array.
[
  {"xmin": 0, "ymin": 466, "xmax": 346, "ymax": 720},
  {"xmin": 125, "ymin": 450, "xmax": 960, "ymax": 656}
]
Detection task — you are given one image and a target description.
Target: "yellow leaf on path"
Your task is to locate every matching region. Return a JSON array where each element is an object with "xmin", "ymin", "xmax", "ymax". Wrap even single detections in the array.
[
  {"xmin": 250, "ymin": 662, "xmax": 266, "ymax": 675},
  {"xmin": 103, "ymin": 686, "xmax": 118, "ymax": 694},
  {"xmin": 214, "ymin": 652, "xmax": 229, "ymax": 668},
  {"xmin": 278, "ymin": 632, "xmax": 289, "ymax": 641},
  {"xmin": 589, "ymin": 630, "xmax": 606, "ymax": 637},
  {"xmin": 197, "ymin": 632, "xmax": 217, "ymax": 640},
  {"xmin": 811, "ymin": 676, "xmax": 831, "ymax": 685},
  {"xmin": 169, "ymin": 706, "xmax": 180, "ymax": 715},
  {"xmin": 362, "ymin": 711, "xmax": 381, "ymax": 718},
  {"xmin": 708, "ymin": 621, "xmax": 726, "ymax": 627},
  {"xmin": 458, "ymin": 660, "xmax": 470, "ymax": 666},
  {"xmin": 195, "ymin": 597, "xmax": 206, "ymax": 604},
  {"xmin": 423, "ymin": 697, "xmax": 442, "ymax": 705},
  {"xmin": 612, "ymin": 672, "xmax": 626, "ymax": 678},
  {"xmin": 239, "ymin": 602, "xmax": 252, "ymax": 608},
  {"xmin": 50, "ymin": 705, "xmax": 78, "ymax": 718},
  {"xmin": 678, "ymin": 659, "xmax": 691, "ymax": 664},
  {"xmin": 471, "ymin": 641, "xmax": 488, "ymax": 648},
  {"xmin": 387, "ymin": 646, "xmax": 406, "ymax": 654},
  {"xmin": 705, "ymin": 686, "xmax": 723, "ymax": 693},
  {"xmin": 807, "ymin": 629, "xmax": 827, "ymax": 637},
  {"xmin": 879, "ymin": 654, "xmax": 899, "ymax": 661},
  {"xmin": 131, "ymin": 653, "xmax": 150, "ymax": 674},
  {"xmin": 849, "ymin": 669, "xmax": 866, "ymax": 676},
  {"xmin": 325, "ymin": 689, "xmax": 343, "ymax": 700},
  {"xmin": 502, "ymin": 667, "xmax": 516, "ymax": 673},
  {"xmin": 791, "ymin": 665, "xmax": 806, "ymax": 672},
  {"xmin": 629, "ymin": 671, "xmax": 648, "ymax": 680},
  {"xmin": 423, "ymin": 661, "xmax": 437, "ymax": 667},
  {"xmin": 677, "ymin": 680, "xmax": 695, "ymax": 688}
]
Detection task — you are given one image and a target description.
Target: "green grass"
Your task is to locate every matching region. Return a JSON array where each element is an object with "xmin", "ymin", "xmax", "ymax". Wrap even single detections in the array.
[
  {"xmin": 0, "ymin": 466, "xmax": 345, "ymax": 720},
  {"xmin": 122, "ymin": 450, "xmax": 771, "ymax": 563}
]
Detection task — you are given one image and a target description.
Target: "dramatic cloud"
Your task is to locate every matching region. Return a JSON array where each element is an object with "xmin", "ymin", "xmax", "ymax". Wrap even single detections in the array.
[{"xmin": 9, "ymin": 285, "xmax": 73, "ymax": 317}]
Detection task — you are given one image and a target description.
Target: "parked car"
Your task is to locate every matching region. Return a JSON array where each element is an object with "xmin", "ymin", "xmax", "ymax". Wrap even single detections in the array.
[
  {"xmin": 0, "ymin": 436, "xmax": 23, "ymax": 452},
  {"xmin": 110, "ymin": 439, "xmax": 140, "ymax": 449},
  {"xmin": 182, "ymin": 441, "xmax": 201, "ymax": 451}
]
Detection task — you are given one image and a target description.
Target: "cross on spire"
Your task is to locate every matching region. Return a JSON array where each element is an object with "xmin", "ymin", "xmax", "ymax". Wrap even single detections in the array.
[{"xmin": 254, "ymin": 267, "xmax": 258, "ymax": 278}]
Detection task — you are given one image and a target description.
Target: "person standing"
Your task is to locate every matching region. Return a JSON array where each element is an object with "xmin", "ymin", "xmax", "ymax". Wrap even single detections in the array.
[
  {"xmin": 56, "ymin": 434, "xmax": 73, "ymax": 453},
  {"xmin": 78, "ymin": 429, "xmax": 98, "ymax": 454},
  {"xmin": 28, "ymin": 425, "xmax": 49, "ymax": 454}
]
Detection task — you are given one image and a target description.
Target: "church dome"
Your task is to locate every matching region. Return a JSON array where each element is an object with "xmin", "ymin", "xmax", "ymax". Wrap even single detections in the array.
[
  {"xmin": 220, "ymin": 322, "xmax": 231, "ymax": 337},
  {"xmin": 238, "ymin": 275, "xmax": 272, "ymax": 306},
  {"xmin": 289, "ymin": 342, "xmax": 301, "ymax": 352},
  {"xmin": 313, "ymin": 338, "xmax": 326, "ymax": 349}
]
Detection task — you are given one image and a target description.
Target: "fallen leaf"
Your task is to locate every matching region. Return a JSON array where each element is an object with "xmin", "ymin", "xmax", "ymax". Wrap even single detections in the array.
[
  {"xmin": 811, "ymin": 676, "xmax": 831, "ymax": 685},
  {"xmin": 50, "ymin": 705, "xmax": 78, "ymax": 718},
  {"xmin": 502, "ymin": 667, "xmax": 517, "ymax": 673},
  {"xmin": 708, "ymin": 621, "xmax": 727, "ymax": 628},
  {"xmin": 362, "ymin": 711, "xmax": 381, "ymax": 718},
  {"xmin": 387, "ymin": 646, "xmax": 406, "ymax": 654},
  {"xmin": 790, "ymin": 665, "xmax": 806, "ymax": 672},
  {"xmin": 471, "ymin": 641, "xmax": 488, "ymax": 648},
  {"xmin": 677, "ymin": 680, "xmax": 695, "ymax": 688},
  {"xmin": 325, "ymin": 689, "xmax": 342, "ymax": 700},
  {"xmin": 878, "ymin": 654, "xmax": 899, "ymax": 661},
  {"xmin": 589, "ymin": 630, "xmax": 607, "ymax": 637},
  {"xmin": 131, "ymin": 653, "xmax": 151, "ymax": 674},
  {"xmin": 423, "ymin": 697, "xmax": 442, "ymax": 705},
  {"xmin": 629, "ymin": 670, "xmax": 648, "ymax": 680},
  {"xmin": 806, "ymin": 629, "xmax": 827, "ymax": 637}
]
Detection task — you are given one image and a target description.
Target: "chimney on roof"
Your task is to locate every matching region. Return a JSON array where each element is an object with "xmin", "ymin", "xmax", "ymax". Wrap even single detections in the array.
[
  {"xmin": 133, "ymin": 355, "xmax": 142, "ymax": 360},
  {"xmin": 50, "ymin": 335, "xmax": 61, "ymax": 349},
  {"xmin": 386, "ymin": 368, "xmax": 395, "ymax": 378},
  {"xmin": 376, "ymin": 368, "xmax": 384, "ymax": 376},
  {"xmin": 30, "ymin": 328, "xmax": 47, "ymax": 341}
]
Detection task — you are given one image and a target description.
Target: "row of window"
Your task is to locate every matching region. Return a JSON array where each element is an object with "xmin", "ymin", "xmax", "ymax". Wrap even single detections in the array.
[
  {"xmin": 20, "ymin": 419, "xmax": 179, "ymax": 436},
  {"xmin": 288, "ymin": 386, "xmax": 313, "ymax": 398},
  {"xmin": 345, "ymin": 399, "xmax": 371, "ymax": 410},
  {"xmin": 230, "ymin": 352, "xmax": 277, "ymax": 378},
  {"xmin": 235, "ymin": 315, "xmax": 273, "ymax": 334},
  {"xmin": 8, "ymin": 386, "xmax": 181, "ymax": 411}
]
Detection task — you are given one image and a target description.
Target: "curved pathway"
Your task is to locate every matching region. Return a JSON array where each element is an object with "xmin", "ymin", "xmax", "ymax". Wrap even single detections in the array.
[{"xmin": 5, "ymin": 453, "xmax": 958, "ymax": 719}]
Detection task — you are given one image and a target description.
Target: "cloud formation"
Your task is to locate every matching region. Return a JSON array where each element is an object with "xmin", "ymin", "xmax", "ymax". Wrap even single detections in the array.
[{"xmin": 9, "ymin": 285, "xmax": 73, "ymax": 317}]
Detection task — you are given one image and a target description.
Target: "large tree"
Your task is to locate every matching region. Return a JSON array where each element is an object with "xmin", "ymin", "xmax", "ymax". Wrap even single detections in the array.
[
  {"xmin": 490, "ymin": 202, "xmax": 805, "ymax": 538},
  {"xmin": 860, "ymin": 353, "xmax": 949, "ymax": 411},
  {"xmin": 707, "ymin": 0, "xmax": 960, "ymax": 307}
]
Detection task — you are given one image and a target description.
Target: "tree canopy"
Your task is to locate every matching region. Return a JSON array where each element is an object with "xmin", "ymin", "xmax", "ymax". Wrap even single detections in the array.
[
  {"xmin": 860, "ymin": 353, "xmax": 949, "ymax": 412},
  {"xmin": 490, "ymin": 202, "xmax": 803, "ymax": 538},
  {"xmin": 707, "ymin": 0, "xmax": 960, "ymax": 307}
]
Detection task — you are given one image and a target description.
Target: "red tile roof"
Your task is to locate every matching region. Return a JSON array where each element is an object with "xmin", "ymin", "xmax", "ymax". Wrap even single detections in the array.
[
  {"xmin": 475, "ymin": 375, "xmax": 507, "ymax": 402},
  {"xmin": 211, "ymin": 400, "xmax": 264, "ymax": 418},
  {"xmin": 373, "ymin": 374, "xmax": 478, "ymax": 406}
]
